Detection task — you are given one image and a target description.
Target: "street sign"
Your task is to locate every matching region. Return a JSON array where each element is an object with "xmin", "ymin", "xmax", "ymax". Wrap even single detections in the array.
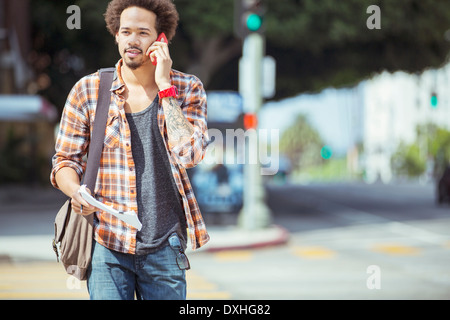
[
  {"xmin": 207, "ymin": 91, "xmax": 243, "ymax": 123},
  {"xmin": 262, "ymin": 55, "xmax": 276, "ymax": 99},
  {"xmin": 239, "ymin": 54, "xmax": 276, "ymax": 105},
  {"xmin": 0, "ymin": 95, "xmax": 57, "ymax": 122}
]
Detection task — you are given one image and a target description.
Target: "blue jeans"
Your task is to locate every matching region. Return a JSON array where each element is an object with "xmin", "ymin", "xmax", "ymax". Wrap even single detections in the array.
[{"xmin": 87, "ymin": 236, "xmax": 187, "ymax": 300}]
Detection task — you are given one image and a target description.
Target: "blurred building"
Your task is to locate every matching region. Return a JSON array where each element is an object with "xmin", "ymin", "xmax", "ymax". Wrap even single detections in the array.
[
  {"xmin": 0, "ymin": 0, "xmax": 56, "ymax": 185},
  {"xmin": 0, "ymin": 0, "xmax": 32, "ymax": 93},
  {"xmin": 361, "ymin": 62, "xmax": 450, "ymax": 183},
  {"xmin": 260, "ymin": 60, "xmax": 450, "ymax": 184}
]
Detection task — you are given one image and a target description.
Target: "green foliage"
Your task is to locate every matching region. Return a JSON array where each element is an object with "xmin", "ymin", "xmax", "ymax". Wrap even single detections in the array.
[
  {"xmin": 279, "ymin": 114, "xmax": 324, "ymax": 172},
  {"xmin": 264, "ymin": 0, "xmax": 450, "ymax": 97},
  {"xmin": 418, "ymin": 123, "xmax": 450, "ymax": 177},
  {"xmin": 29, "ymin": 0, "xmax": 450, "ymax": 107},
  {"xmin": 303, "ymin": 158, "xmax": 350, "ymax": 182},
  {"xmin": 176, "ymin": 0, "xmax": 234, "ymax": 38},
  {"xmin": 30, "ymin": 0, "xmax": 117, "ymax": 108},
  {"xmin": 391, "ymin": 142, "xmax": 426, "ymax": 177},
  {"xmin": 391, "ymin": 123, "xmax": 450, "ymax": 178}
]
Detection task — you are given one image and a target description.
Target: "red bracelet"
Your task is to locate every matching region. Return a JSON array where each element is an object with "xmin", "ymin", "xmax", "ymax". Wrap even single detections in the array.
[{"xmin": 158, "ymin": 85, "xmax": 178, "ymax": 99}]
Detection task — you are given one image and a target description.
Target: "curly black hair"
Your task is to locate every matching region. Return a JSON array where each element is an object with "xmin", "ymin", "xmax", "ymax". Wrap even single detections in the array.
[{"xmin": 104, "ymin": 0, "xmax": 179, "ymax": 41}]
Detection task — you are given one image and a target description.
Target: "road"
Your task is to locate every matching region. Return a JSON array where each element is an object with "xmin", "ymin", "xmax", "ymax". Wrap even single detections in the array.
[
  {"xmin": 188, "ymin": 182, "xmax": 450, "ymax": 299},
  {"xmin": 1, "ymin": 182, "xmax": 449, "ymax": 300}
]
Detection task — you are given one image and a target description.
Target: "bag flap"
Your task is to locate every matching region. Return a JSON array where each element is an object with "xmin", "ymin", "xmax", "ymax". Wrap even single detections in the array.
[{"xmin": 54, "ymin": 199, "xmax": 71, "ymax": 243}]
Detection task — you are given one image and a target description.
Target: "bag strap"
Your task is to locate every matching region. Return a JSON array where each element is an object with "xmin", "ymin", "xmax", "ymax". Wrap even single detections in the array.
[{"xmin": 83, "ymin": 67, "xmax": 115, "ymax": 191}]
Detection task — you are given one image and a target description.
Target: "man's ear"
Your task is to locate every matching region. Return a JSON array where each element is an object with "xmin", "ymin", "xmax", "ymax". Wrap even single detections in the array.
[{"xmin": 115, "ymin": 32, "xmax": 119, "ymax": 44}]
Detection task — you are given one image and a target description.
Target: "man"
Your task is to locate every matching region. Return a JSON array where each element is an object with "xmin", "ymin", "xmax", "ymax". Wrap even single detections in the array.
[{"xmin": 51, "ymin": 0, "xmax": 209, "ymax": 300}]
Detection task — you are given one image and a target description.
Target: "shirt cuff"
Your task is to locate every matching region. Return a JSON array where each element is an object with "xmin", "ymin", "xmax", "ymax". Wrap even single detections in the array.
[
  {"xmin": 169, "ymin": 127, "xmax": 206, "ymax": 167},
  {"xmin": 50, "ymin": 160, "xmax": 84, "ymax": 189}
]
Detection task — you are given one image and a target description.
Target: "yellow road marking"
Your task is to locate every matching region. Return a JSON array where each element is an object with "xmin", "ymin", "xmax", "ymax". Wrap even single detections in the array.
[
  {"xmin": 0, "ymin": 291, "xmax": 89, "ymax": 299},
  {"xmin": 213, "ymin": 250, "xmax": 253, "ymax": 262},
  {"xmin": 292, "ymin": 246, "xmax": 336, "ymax": 259},
  {"xmin": 372, "ymin": 244, "xmax": 421, "ymax": 255},
  {"xmin": 0, "ymin": 261, "xmax": 230, "ymax": 300},
  {"xmin": 187, "ymin": 270, "xmax": 231, "ymax": 300},
  {"xmin": 187, "ymin": 291, "xmax": 231, "ymax": 299}
]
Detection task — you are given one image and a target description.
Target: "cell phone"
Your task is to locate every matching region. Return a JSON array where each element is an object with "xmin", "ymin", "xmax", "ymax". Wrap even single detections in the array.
[{"xmin": 151, "ymin": 33, "xmax": 167, "ymax": 66}]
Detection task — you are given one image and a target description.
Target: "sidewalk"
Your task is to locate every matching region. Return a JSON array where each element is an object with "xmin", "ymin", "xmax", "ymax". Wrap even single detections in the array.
[
  {"xmin": 0, "ymin": 225, "xmax": 289, "ymax": 262},
  {"xmin": 0, "ymin": 185, "xmax": 289, "ymax": 262}
]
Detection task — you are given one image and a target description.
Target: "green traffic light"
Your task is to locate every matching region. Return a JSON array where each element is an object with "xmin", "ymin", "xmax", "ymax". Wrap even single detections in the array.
[
  {"xmin": 246, "ymin": 13, "xmax": 262, "ymax": 31},
  {"xmin": 431, "ymin": 94, "xmax": 438, "ymax": 108},
  {"xmin": 320, "ymin": 146, "xmax": 333, "ymax": 160}
]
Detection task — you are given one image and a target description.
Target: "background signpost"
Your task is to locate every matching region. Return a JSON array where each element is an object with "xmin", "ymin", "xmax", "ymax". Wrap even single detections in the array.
[{"xmin": 235, "ymin": 0, "xmax": 273, "ymax": 230}]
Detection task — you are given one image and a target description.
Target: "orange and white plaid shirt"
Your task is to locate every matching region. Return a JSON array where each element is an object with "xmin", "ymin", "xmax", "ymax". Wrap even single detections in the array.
[{"xmin": 51, "ymin": 60, "xmax": 210, "ymax": 254}]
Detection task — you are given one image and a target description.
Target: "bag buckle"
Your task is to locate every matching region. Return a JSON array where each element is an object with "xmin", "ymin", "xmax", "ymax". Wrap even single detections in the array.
[{"xmin": 52, "ymin": 239, "xmax": 59, "ymax": 263}]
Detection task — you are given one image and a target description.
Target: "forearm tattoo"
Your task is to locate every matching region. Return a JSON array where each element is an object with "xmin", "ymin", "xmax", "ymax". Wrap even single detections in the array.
[{"xmin": 164, "ymin": 97, "xmax": 194, "ymax": 145}]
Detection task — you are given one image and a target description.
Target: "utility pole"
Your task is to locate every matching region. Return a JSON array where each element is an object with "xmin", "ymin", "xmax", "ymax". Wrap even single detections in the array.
[{"xmin": 235, "ymin": 0, "xmax": 272, "ymax": 229}]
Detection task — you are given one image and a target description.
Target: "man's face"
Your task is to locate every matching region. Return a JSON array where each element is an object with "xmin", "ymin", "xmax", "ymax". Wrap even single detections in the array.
[{"xmin": 116, "ymin": 6, "xmax": 158, "ymax": 70}]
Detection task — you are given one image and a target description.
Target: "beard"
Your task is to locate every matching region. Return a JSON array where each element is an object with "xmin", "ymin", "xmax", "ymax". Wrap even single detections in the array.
[
  {"xmin": 124, "ymin": 58, "xmax": 142, "ymax": 70},
  {"xmin": 123, "ymin": 47, "xmax": 145, "ymax": 70}
]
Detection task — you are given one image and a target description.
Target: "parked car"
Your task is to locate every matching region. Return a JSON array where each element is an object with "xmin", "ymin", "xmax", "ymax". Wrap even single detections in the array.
[{"xmin": 437, "ymin": 166, "xmax": 450, "ymax": 204}]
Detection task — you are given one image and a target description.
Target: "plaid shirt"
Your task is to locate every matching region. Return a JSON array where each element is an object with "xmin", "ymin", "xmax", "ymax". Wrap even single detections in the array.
[{"xmin": 51, "ymin": 60, "xmax": 210, "ymax": 254}]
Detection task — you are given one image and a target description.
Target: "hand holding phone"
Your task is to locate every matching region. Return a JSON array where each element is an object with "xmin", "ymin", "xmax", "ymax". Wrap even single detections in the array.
[{"xmin": 150, "ymin": 33, "xmax": 168, "ymax": 66}]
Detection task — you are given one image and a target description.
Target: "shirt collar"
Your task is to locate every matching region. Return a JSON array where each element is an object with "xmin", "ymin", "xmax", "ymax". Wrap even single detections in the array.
[
  {"xmin": 110, "ymin": 59, "xmax": 175, "ymax": 95},
  {"xmin": 110, "ymin": 59, "xmax": 126, "ymax": 95}
]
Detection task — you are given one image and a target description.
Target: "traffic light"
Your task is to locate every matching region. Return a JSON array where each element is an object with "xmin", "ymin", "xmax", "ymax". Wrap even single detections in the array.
[
  {"xmin": 243, "ymin": 113, "xmax": 258, "ymax": 130},
  {"xmin": 431, "ymin": 92, "xmax": 438, "ymax": 109},
  {"xmin": 234, "ymin": 0, "xmax": 265, "ymax": 39},
  {"xmin": 320, "ymin": 146, "xmax": 333, "ymax": 160}
]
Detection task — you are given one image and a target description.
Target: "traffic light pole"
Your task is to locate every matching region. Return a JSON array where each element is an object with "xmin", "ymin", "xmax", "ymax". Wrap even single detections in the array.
[{"xmin": 238, "ymin": 32, "xmax": 272, "ymax": 230}]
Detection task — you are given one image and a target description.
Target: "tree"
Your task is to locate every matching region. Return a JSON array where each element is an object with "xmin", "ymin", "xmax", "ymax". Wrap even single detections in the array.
[
  {"xmin": 391, "ymin": 124, "xmax": 450, "ymax": 179},
  {"xmin": 391, "ymin": 142, "xmax": 426, "ymax": 178},
  {"xmin": 171, "ymin": 0, "xmax": 242, "ymax": 87},
  {"xmin": 263, "ymin": 0, "xmax": 450, "ymax": 98},
  {"xmin": 279, "ymin": 114, "xmax": 324, "ymax": 172},
  {"xmin": 29, "ymin": 0, "xmax": 450, "ymax": 108},
  {"xmin": 417, "ymin": 123, "xmax": 450, "ymax": 178}
]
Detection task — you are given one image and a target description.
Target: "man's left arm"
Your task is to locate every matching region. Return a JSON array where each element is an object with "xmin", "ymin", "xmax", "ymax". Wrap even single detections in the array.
[
  {"xmin": 162, "ymin": 95, "xmax": 195, "ymax": 147},
  {"xmin": 150, "ymin": 40, "xmax": 208, "ymax": 168},
  {"xmin": 160, "ymin": 81, "xmax": 208, "ymax": 168}
]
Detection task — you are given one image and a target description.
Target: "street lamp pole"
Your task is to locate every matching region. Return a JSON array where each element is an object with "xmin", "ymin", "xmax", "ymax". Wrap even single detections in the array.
[{"xmin": 238, "ymin": 32, "xmax": 272, "ymax": 230}]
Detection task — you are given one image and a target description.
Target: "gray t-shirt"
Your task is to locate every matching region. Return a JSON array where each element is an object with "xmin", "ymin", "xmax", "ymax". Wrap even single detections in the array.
[{"xmin": 126, "ymin": 97, "xmax": 186, "ymax": 254}]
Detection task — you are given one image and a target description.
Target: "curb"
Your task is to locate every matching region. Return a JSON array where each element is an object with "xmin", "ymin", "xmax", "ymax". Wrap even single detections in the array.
[
  {"xmin": 0, "ymin": 226, "xmax": 291, "ymax": 261},
  {"xmin": 192, "ymin": 225, "xmax": 290, "ymax": 253}
]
